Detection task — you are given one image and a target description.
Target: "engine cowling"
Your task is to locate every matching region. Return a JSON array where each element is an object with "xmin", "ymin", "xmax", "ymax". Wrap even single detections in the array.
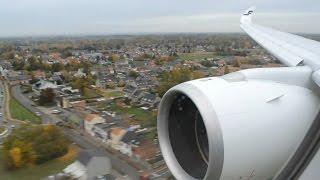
[{"xmin": 157, "ymin": 76, "xmax": 320, "ymax": 180}]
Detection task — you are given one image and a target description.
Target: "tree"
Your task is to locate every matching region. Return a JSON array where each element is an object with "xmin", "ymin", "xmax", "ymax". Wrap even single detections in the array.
[
  {"xmin": 234, "ymin": 58, "xmax": 241, "ymax": 67},
  {"xmin": 70, "ymin": 75, "xmax": 96, "ymax": 96},
  {"xmin": 2, "ymin": 125, "xmax": 69, "ymax": 170},
  {"xmin": 39, "ymin": 88, "xmax": 56, "ymax": 105},
  {"xmin": 26, "ymin": 56, "xmax": 41, "ymax": 71},
  {"xmin": 118, "ymin": 80, "xmax": 126, "ymax": 87},
  {"xmin": 12, "ymin": 59, "xmax": 25, "ymax": 71},
  {"xmin": 157, "ymin": 68, "xmax": 204, "ymax": 97},
  {"xmin": 105, "ymin": 82, "xmax": 115, "ymax": 89},
  {"xmin": 10, "ymin": 148, "xmax": 22, "ymax": 168},
  {"xmin": 108, "ymin": 54, "xmax": 120, "ymax": 62},
  {"xmin": 128, "ymin": 70, "xmax": 139, "ymax": 78},
  {"xmin": 224, "ymin": 65, "xmax": 230, "ymax": 74},
  {"xmin": 61, "ymin": 50, "xmax": 72, "ymax": 58},
  {"xmin": 200, "ymin": 60, "xmax": 216, "ymax": 67},
  {"xmin": 51, "ymin": 63, "xmax": 63, "ymax": 72}
]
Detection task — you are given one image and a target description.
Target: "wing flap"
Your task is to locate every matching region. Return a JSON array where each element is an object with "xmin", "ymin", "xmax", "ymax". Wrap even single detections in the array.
[{"xmin": 241, "ymin": 7, "xmax": 320, "ymax": 70}]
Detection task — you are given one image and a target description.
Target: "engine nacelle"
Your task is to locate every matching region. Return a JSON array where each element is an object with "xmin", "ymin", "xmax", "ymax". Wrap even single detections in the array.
[{"xmin": 157, "ymin": 75, "xmax": 320, "ymax": 180}]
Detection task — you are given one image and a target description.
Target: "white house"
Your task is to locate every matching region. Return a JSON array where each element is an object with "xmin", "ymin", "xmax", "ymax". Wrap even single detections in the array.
[
  {"xmin": 92, "ymin": 122, "xmax": 116, "ymax": 142},
  {"xmin": 63, "ymin": 150, "xmax": 111, "ymax": 180},
  {"xmin": 107, "ymin": 127, "xmax": 127, "ymax": 151},
  {"xmin": 119, "ymin": 130, "xmax": 141, "ymax": 157},
  {"xmin": 74, "ymin": 69, "xmax": 86, "ymax": 78},
  {"xmin": 107, "ymin": 127, "xmax": 142, "ymax": 157},
  {"xmin": 84, "ymin": 114, "xmax": 105, "ymax": 136}
]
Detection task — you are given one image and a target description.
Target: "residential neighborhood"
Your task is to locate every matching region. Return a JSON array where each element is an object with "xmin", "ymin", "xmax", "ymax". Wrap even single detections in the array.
[{"xmin": 0, "ymin": 33, "xmax": 306, "ymax": 180}]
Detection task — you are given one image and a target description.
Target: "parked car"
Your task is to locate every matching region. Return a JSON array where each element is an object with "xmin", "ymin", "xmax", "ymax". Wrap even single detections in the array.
[{"xmin": 51, "ymin": 109, "xmax": 61, "ymax": 114}]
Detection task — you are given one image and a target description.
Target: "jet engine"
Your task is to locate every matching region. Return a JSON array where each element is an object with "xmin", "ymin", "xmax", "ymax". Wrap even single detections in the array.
[{"xmin": 157, "ymin": 68, "xmax": 320, "ymax": 180}]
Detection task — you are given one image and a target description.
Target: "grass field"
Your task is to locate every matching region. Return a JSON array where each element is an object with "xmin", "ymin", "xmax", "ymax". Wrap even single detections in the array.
[
  {"xmin": 107, "ymin": 102, "xmax": 156, "ymax": 127},
  {"xmin": 178, "ymin": 52, "xmax": 216, "ymax": 61},
  {"xmin": 83, "ymin": 87, "xmax": 100, "ymax": 99},
  {"xmin": 9, "ymin": 96, "xmax": 41, "ymax": 124},
  {"xmin": 101, "ymin": 91, "xmax": 124, "ymax": 98},
  {"xmin": 0, "ymin": 144, "xmax": 79, "ymax": 180}
]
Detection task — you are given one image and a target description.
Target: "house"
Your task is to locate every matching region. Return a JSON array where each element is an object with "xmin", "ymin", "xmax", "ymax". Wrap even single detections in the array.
[
  {"xmin": 105, "ymin": 126, "xmax": 143, "ymax": 157},
  {"xmin": 114, "ymin": 59, "xmax": 130, "ymax": 73},
  {"xmin": 58, "ymin": 94, "xmax": 82, "ymax": 108},
  {"xmin": 49, "ymin": 74, "xmax": 63, "ymax": 84},
  {"xmin": 6, "ymin": 71, "xmax": 32, "ymax": 85},
  {"xmin": 63, "ymin": 150, "xmax": 111, "ymax": 180},
  {"xmin": 84, "ymin": 114, "xmax": 105, "ymax": 136},
  {"xmin": 96, "ymin": 74, "xmax": 117, "ymax": 88},
  {"xmin": 33, "ymin": 80, "xmax": 58, "ymax": 95},
  {"xmin": 7, "ymin": 74, "xmax": 32, "ymax": 85},
  {"xmin": 33, "ymin": 79, "xmax": 58, "ymax": 90},
  {"xmin": 92, "ymin": 122, "xmax": 116, "ymax": 142},
  {"xmin": 135, "ymin": 75, "xmax": 157, "ymax": 89},
  {"xmin": 107, "ymin": 127, "xmax": 127, "ymax": 150},
  {"xmin": 69, "ymin": 100, "xmax": 86, "ymax": 110},
  {"xmin": 123, "ymin": 84, "xmax": 137, "ymax": 96},
  {"xmin": 74, "ymin": 69, "xmax": 86, "ymax": 78},
  {"xmin": 130, "ymin": 89, "xmax": 143, "ymax": 103},
  {"xmin": 140, "ymin": 92, "xmax": 159, "ymax": 108},
  {"xmin": 61, "ymin": 86, "xmax": 80, "ymax": 95},
  {"xmin": 0, "ymin": 61, "xmax": 12, "ymax": 70},
  {"xmin": 119, "ymin": 130, "xmax": 142, "ymax": 157},
  {"xmin": 102, "ymin": 112, "xmax": 122, "ymax": 123},
  {"xmin": 0, "ymin": 66, "xmax": 9, "ymax": 77},
  {"xmin": 82, "ymin": 52, "xmax": 104, "ymax": 63},
  {"xmin": 33, "ymin": 70, "xmax": 46, "ymax": 79}
]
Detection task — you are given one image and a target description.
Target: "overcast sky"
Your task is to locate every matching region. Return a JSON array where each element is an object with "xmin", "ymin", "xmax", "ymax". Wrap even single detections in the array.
[{"xmin": 0, "ymin": 0, "xmax": 319, "ymax": 37}]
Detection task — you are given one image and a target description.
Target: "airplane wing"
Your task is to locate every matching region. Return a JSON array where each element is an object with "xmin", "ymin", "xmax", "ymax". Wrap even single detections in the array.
[
  {"xmin": 240, "ymin": 8, "xmax": 320, "ymax": 180},
  {"xmin": 240, "ymin": 7, "xmax": 320, "ymax": 70}
]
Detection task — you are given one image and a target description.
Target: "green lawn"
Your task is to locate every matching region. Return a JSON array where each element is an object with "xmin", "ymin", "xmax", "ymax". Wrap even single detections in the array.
[
  {"xmin": 102, "ymin": 91, "xmax": 124, "ymax": 98},
  {"xmin": 178, "ymin": 52, "xmax": 216, "ymax": 61},
  {"xmin": 107, "ymin": 102, "xmax": 156, "ymax": 127},
  {"xmin": 83, "ymin": 87, "xmax": 100, "ymax": 99},
  {"xmin": 9, "ymin": 96, "xmax": 41, "ymax": 124},
  {"xmin": 0, "ymin": 145, "xmax": 79, "ymax": 180}
]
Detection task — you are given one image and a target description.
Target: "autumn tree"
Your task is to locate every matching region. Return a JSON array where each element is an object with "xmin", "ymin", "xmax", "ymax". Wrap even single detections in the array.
[
  {"xmin": 128, "ymin": 70, "xmax": 139, "ymax": 78},
  {"xmin": 70, "ymin": 75, "xmax": 96, "ymax": 95},
  {"xmin": 51, "ymin": 62, "xmax": 64, "ymax": 72},
  {"xmin": 224, "ymin": 65, "xmax": 230, "ymax": 74},
  {"xmin": 39, "ymin": 88, "xmax": 56, "ymax": 105},
  {"xmin": 108, "ymin": 54, "xmax": 120, "ymax": 62},
  {"xmin": 234, "ymin": 58, "xmax": 241, "ymax": 67},
  {"xmin": 2, "ymin": 125, "xmax": 68, "ymax": 170},
  {"xmin": 11, "ymin": 59, "xmax": 25, "ymax": 71},
  {"xmin": 105, "ymin": 82, "xmax": 116, "ymax": 89},
  {"xmin": 118, "ymin": 80, "xmax": 126, "ymax": 87},
  {"xmin": 157, "ymin": 68, "xmax": 204, "ymax": 97}
]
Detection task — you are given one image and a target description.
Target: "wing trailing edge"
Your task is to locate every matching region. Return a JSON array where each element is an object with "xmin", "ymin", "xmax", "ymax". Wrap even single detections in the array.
[{"xmin": 240, "ymin": 7, "xmax": 320, "ymax": 70}]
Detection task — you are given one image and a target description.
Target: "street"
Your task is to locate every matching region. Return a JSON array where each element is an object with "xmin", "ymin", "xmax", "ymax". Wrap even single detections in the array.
[
  {"xmin": 64, "ymin": 128, "xmax": 140, "ymax": 180},
  {"xmin": 9, "ymin": 84, "xmax": 141, "ymax": 180},
  {"xmin": 11, "ymin": 85, "xmax": 52, "ymax": 124},
  {"xmin": 0, "ymin": 81, "xmax": 13, "ymax": 144}
]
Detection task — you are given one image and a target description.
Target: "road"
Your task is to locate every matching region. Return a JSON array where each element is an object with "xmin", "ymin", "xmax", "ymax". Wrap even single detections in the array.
[
  {"xmin": 64, "ymin": 128, "xmax": 140, "ymax": 180},
  {"xmin": 0, "ymin": 81, "xmax": 13, "ymax": 144},
  {"xmin": 11, "ymin": 85, "xmax": 141, "ymax": 180},
  {"xmin": 11, "ymin": 85, "xmax": 51, "ymax": 124}
]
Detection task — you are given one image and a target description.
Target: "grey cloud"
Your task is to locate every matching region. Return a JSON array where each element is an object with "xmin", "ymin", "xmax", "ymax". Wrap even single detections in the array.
[{"xmin": 0, "ymin": 0, "xmax": 318, "ymax": 37}]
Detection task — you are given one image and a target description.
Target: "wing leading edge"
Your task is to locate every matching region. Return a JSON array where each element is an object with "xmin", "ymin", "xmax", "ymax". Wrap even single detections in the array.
[{"xmin": 241, "ymin": 7, "xmax": 320, "ymax": 70}]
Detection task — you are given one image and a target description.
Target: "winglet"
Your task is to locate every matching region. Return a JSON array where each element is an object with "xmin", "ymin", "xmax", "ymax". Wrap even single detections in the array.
[{"xmin": 241, "ymin": 6, "xmax": 256, "ymax": 24}]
